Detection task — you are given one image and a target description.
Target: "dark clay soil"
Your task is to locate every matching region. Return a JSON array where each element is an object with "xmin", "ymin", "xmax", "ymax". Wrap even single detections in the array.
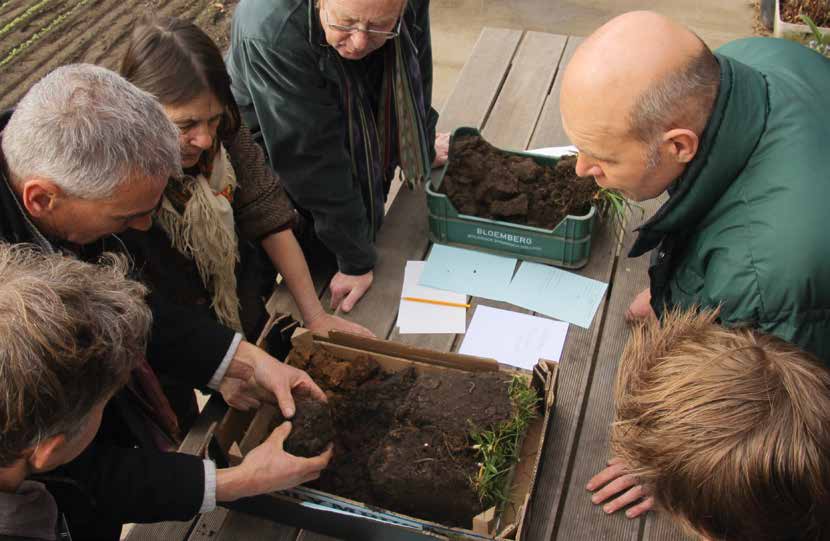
[
  {"xmin": 287, "ymin": 347, "xmax": 517, "ymax": 527},
  {"xmin": 439, "ymin": 134, "xmax": 598, "ymax": 230},
  {"xmin": 270, "ymin": 391, "xmax": 335, "ymax": 458},
  {"xmin": 781, "ymin": 0, "xmax": 830, "ymax": 26}
]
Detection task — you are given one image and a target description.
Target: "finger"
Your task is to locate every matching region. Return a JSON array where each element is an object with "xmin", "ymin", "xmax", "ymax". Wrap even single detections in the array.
[
  {"xmin": 586, "ymin": 462, "xmax": 627, "ymax": 491},
  {"xmin": 273, "ymin": 382, "xmax": 297, "ymax": 418},
  {"xmin": 625, "ymin": 496, "xmax": 654, "ymax": 518},
  {"xmin": 296, "ymin": 376, "xmax": 328, "ymax": 402},
  {"xmin": 591, "ymin": 472, "xmax": 638, "ymax": 504},
  {"xmin": 267, "ymin": 421, "xmax": 292, "ymax": 448},
  {"xmin": 608, "ymin": 457, "xmax": 626, "ymax": 466},
  {"xmin": 602, "ymin": 484, "xmax": 646, "ymax": 515},
  {"xmin": 304, "ymin": 446, "xmax": 334, "ymax": 471},
  {"xmin": 329, "ymin": 284, "xmax": 346, "ymax": 311},
  {"xmin": 339, "ymin": 285, "xmax": 363, "ymax": 313}
]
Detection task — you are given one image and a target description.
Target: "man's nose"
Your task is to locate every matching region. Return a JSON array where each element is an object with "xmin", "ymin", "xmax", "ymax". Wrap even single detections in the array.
[
  {"xmin": 574, "ymin": 153, "xmax": 593, "ymax": 177},
  {"xmin": 190, "ymin": 127, "xmax": 214, "ymax": 150},
  {"xmin": 351, "ymin": 31, "xmax": 370, "ymax": 51}
]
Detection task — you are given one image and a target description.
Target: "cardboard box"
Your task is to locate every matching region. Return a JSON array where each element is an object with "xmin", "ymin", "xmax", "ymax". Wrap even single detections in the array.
[{"xmin": 210, "ymin": 329, "xmax": 559, "ymax": 541}]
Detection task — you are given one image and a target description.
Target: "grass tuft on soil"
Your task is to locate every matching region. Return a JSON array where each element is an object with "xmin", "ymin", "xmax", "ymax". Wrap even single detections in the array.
[{"xmin": 470, "ymin": 374, "xmax": 540, "ymax": 509}]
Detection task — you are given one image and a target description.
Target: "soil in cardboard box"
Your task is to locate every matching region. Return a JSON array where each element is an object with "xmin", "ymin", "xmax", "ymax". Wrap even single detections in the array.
[
  {"xmin": 439, "ymin": 134, "xmax": 598, "ymax": 230},
  {"xmin": 269, "ymin": 392, "xmax": 335, "ymax": 458},
  {"xmin": 287, "ymin": 347, "xmax": 517, "ymax": 527}
]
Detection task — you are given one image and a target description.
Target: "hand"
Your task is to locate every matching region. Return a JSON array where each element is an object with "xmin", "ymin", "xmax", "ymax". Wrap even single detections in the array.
[
  {"xmin": 586, "ymin": 457, "xmax": 654, "ymax": 518},
  {"xmin": 224, "ymin": 341, "xmax": 327, "ymax": 418},
  {"xmin": 215, "ymin": 422, "xmax": 333, "ymax": 501},
  {"xmin": 433, "ymin": 132, "xmax": 450, "ymax": 168},
  {"xmin": 306, "ymin": 312, "xmax": 375, "ymax": 338},
  {"xmin": 218, "ymin": 377, "xmax": 263, "ymax": 411},
  {"xmin": 625, "ymin": 287, "xmax": 655, "ymax": 322},
  {"xmin": 329, "ymin": 270, "xmax": 373, "ymax": 313}
]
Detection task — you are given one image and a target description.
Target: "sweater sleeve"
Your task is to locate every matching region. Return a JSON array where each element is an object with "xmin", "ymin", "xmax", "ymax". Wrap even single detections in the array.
[
  {"xmin": 230, "ymin": 37, "xmax": 377, "ymax": 275},
  {"xmin": 226, "ymin": 123, "xmax": 297, "ymax": 241}
]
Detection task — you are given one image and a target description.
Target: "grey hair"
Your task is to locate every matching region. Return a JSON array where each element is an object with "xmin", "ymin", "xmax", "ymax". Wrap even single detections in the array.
[
  {"xmin": 1, "ymin": 63, "xmax": 181, "ymax": 199},
  {"xmin": 628, "ymin": 44, "xmax": 720, "ymax": 145},
  {"xmin": 0, "ymin": 243, "xmax": 151, "ymax": 466}
]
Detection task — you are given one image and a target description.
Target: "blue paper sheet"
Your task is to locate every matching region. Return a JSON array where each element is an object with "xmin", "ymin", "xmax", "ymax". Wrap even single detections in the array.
[
  {"xmin": 419, "ymin": 244, "xmax": 517, "ymax": 301},
  {"xmin": 504, "ymin": 261, "xmax": 608, "ymax": 328}
]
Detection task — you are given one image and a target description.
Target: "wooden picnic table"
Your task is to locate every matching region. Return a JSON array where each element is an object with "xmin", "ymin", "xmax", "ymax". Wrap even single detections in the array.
[{"xmin": 128, "ymin": 28, "xmax": 692, "ymax": 541}]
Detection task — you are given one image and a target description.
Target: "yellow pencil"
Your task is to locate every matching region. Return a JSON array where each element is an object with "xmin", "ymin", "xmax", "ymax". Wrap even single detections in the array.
[{"xmin": 402, "ymin": 296, "xmax": 471, "ymax": 309}]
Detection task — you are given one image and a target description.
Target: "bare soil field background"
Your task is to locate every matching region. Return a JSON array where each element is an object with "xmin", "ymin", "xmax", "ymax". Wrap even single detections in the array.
[{"xmin": 0, "ymin": 0, "xmax": 237, "ymax": 111}]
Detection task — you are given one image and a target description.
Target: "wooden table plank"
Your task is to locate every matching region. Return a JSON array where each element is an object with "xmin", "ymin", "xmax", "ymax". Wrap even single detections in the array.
[
  {"xmin": 643, "ymin": 512, "xmax": 695, "ymax": 541},
  {"xmin": 551, "ymin": 202, "xmax": 656, "ymax": 541},
  {"xmin": 521, "ymin": 217, "xmax": 618, "ymax": 541},
  {"xmin": 436, "ymin": 27, "xmax": 523, "ymax": 133},
  {"xmin": 528, "ymin": 37, "xmax": 583, "ymax": 149},
  {"xmin": 482, "ymin": 31, "xmax": 567, "ymax": 150}
]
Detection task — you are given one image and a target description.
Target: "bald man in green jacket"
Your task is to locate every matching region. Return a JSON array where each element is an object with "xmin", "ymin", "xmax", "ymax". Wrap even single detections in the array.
[{"xmin": 560, "ymin": 10, "xmax": 830, "ymax": 520}]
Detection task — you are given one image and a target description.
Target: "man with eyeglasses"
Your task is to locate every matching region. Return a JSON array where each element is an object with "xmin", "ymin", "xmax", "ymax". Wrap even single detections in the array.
[{"xmin": 227, "ymin": 0, "xmax": 447, "ymax": 314}]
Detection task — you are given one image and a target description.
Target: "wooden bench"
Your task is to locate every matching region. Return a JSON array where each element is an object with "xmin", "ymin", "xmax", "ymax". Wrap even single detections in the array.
[{"xmin": 128, "ymin": 27, "xmax": 692, "ymax": 541}]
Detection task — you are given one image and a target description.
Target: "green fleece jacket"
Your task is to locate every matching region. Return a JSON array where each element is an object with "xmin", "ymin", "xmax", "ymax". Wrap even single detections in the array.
[
  {"xmin": 630, "ymin": 37, "xmax": 830, "ymax": 363},
  {"xmin": 226, "ymin": 0, "xmax": 437, "ymax": 275}
]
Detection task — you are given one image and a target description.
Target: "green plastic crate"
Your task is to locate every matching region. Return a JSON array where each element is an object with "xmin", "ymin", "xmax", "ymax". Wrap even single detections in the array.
[{"xmin": 426, "ymin": 127, "xmax": 597, "ymax": 269}]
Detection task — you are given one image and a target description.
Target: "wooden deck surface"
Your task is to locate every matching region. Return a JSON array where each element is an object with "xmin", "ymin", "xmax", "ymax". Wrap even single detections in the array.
[{"xmin": 128, "ymin": 28, "xmax": 693, "ymax": 541}]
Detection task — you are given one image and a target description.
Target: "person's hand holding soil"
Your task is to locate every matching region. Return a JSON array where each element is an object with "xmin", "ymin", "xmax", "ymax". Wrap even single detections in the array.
[
  {"xmin": 586, "ymin": 457, "xmax": 653, "ymax": 518},
  {"xmin": 215, "ymin": 422, "xmax": 333, "ymax": 501}
]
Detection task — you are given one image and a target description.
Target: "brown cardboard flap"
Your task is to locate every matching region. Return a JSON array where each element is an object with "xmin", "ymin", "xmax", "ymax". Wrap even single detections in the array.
[{"xmin": 325, "ymin": 330, "xmax": 499, "ymax": 372}]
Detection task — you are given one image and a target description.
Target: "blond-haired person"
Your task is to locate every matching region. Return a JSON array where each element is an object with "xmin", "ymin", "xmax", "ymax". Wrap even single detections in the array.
[{"xmin": 604, "ymin": 308, "xmax": 830, "ymax": 540}]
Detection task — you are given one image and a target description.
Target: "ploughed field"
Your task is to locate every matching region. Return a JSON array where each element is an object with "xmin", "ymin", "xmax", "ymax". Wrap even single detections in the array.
[{"xmin": 0, "ymin": 0, "xmax": 237, "ymax": 111}]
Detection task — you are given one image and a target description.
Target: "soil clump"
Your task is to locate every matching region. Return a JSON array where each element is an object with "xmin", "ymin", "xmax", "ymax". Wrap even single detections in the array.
[
  {"xmin": 270, "ymin": 391, "xmax": 335, "ymax": 458},
  {"xmin": 287, "ymin": 347, "xmax": 521, "ymax": 527},
  {"xmin": 439, "ymin": 134, "xmax": 597, "ymax": 230}
]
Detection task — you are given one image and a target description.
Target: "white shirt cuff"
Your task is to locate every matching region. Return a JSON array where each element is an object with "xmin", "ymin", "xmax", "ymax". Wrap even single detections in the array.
[
  {"xmin": 199, "ymin": 460, "xmax": 217, "ymax": 514},
  {"xmin": 207, "ymin": 333, "xmax": 243, "ymax": 391}
]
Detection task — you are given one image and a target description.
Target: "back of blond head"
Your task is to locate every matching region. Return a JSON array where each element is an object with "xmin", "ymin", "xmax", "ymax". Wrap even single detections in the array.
[{"xmin": 613, "ymin": 308, "xmax": 830, "ymax": 540}]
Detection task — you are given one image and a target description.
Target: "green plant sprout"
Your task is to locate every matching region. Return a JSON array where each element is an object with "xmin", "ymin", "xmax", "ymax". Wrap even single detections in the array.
[
  {"xmin": 594, "ymin": 187, "xmax": 643, "ymax": 231},
  {"xmin": 801, "ymin": 14, "xmax": 830, "ymax": 57},
  {"xmin": 469, "ymin": 375, "xmax": 540, "ymax": 509}
]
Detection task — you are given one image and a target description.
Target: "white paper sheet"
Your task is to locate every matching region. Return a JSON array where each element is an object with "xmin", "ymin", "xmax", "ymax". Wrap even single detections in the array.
[
  {"xmin": 459, "ymin": 305, "xmax": 568, "ymax": 370},
  {"xmin": 397, "ymin": 261, "xmax": 467, "ymax": 334}
]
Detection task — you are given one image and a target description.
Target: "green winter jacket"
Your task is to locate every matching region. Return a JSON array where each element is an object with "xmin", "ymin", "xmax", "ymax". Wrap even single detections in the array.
[
  {"xmin": 630, "ymin": 37, "xmax": 830, "ymax": 363},
  {"xmin": 226, "ymin": 0, "xmax": 437, "ymax": 275}
]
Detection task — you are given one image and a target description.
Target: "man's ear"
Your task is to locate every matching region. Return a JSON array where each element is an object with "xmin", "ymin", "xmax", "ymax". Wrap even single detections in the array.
[
  {"xmin": 663, "ymin": 128, "xmax": 699, "ymax": 164},
  {"xmin": 27, "ymin": 434, "xmax": 66, "ymax": 473},
  {"xmin": 21, "ymin": 179, "xmax": 63, "ymax": 218}
]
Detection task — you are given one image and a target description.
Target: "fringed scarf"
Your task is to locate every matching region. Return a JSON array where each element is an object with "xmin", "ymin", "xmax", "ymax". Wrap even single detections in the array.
[
  {"xmin": 156, "ymin": 144, "xmax": 244, "ymax": 334},
  {"xmin": 329, "ymin": 10, "xmax": 432, "ymax": 238}
]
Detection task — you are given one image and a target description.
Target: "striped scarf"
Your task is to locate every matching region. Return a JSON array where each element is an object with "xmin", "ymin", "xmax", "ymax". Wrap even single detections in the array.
[{"xmin": 330, "ymin": 13, "xmax": 432, "ymax": 238}]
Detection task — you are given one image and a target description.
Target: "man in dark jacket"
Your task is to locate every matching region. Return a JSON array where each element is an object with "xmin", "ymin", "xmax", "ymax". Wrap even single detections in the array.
[
  {"xmin": 559, "ymin": 11, "xmax": 830, "ymax": 519},
  {"xmin": 0, "ymin": 64, "xmax": 331, "ymax": 540},
  {"xmin": 227, "ymin": 0, "xmax": 446, "ymax": 313}
]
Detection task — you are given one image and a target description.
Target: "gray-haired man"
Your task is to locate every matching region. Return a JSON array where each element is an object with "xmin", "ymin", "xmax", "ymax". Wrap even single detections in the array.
[{"xmin": 0, "ymin": 64, "xmax": 331, "ymax": 539}]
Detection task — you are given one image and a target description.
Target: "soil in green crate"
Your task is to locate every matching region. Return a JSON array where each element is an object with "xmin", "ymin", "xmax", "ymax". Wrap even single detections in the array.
[
  {"xmin": 287, "ymin": 347, "xmax": 520, "ymax": 527},
  {"xmin": 439, "ymin": 134, "xmax": 598, "ymax": 230},
  {"xmin": 781, "ymin": 0, "xmax": 830, "ymax": 26}
]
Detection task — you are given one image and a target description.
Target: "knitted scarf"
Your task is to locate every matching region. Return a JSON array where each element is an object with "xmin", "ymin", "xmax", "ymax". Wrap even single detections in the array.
[{"xmin": 156, "ymin": 144, "xmax": 244, "ymax": 334}]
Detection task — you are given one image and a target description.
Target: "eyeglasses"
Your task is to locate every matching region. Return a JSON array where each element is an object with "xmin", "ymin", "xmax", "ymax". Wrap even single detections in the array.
[{"xmin": 322, "ymin": 6, "xmax": 403, "ymax": 40}]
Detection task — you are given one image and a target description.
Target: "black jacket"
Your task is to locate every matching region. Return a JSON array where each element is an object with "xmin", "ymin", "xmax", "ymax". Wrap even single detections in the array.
[{"xmin": 0, "ymin": 111, "xmax": 221, "ymax": 540}]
